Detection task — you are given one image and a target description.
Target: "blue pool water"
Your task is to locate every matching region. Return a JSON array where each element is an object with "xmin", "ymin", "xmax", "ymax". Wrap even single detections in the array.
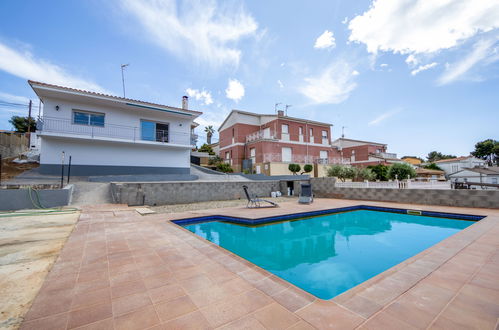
[{"xmin": 184, "ymin": 210, "xmax": 472, "ymax": 299}]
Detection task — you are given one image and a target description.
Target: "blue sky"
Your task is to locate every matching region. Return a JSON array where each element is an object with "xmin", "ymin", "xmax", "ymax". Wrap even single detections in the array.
[{"xmin": 0, "ymin": 0, "xmax": 498, "ymax": 159}]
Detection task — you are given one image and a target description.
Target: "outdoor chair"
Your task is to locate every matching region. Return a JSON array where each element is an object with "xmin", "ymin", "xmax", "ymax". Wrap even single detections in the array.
[
  {"xmin": 242, "ymin": 185, "xmax": 278, "ymax": 208},
  {"xmin": 298, "ymin": 183, "xmax": 313, "ymax": 204}
]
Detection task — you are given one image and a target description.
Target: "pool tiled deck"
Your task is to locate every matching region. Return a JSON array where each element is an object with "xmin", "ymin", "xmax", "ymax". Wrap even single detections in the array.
[{"xmin": 20, "ymin": 199, "xmax": 499, "ymax": 329}]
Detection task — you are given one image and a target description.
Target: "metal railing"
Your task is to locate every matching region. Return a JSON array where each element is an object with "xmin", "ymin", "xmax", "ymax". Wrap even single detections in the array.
[
  {"xmin": 261, "ymin": 153, "xmax": 350, "ymax": 164},
  {"xmin": 37, "ymin": 116, "xmax": 195, "ymax": 146},
  {"xmin": 334, "ymin": 180, "xmax": 451, "ymax": 189}
]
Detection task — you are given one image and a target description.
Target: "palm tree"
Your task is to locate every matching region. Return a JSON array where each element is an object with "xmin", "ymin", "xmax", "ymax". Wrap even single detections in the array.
[{"xmin": 204, "ymin": 125, "xmax": 215, "ymax": 144}]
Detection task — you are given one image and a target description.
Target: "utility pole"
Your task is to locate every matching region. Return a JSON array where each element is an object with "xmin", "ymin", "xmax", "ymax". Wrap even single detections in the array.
[
  {"xmin": 27, "ymin": 100, "xmax": 32, "ymax": 134},
  {"xmin": 121, "ymin": 64, "xmax": 129, "ymax": 98}
]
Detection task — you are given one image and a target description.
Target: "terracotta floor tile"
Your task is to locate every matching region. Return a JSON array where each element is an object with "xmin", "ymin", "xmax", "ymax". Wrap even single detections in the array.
[
  {"xmin": 142, "ymin": 272, "xmax": 176, "ymax": 290},
  {"xmin": 338, "ymin": 295, "xmax": 383, "ymax": 319},
  {"xmin": 112, "ymin": 292, "xmax": 152, "ymax": 316},
  {"xmin": 162, "ymin": 310, "xmax": 212, "ymax": 330},
  {"xmin": 73, "ymin": 317, "xmax": 114, "ymax": 330},
  {"xmin": 253, "ymin": 303, "xmax": 301, "ymax": 329},
  {"xmin": 111, "ymin": 279, "xmax": 147, "ymax": 299},
  {"xmin": 67, "ymin": 303, "xmax": 113, "ymax": 329},
  {"xmin": 20, "ymin": 312, "xmax": 69, "ymax": 330},
  {"xmin": 148, "ymin": 283, "xmax": 186, "ymax": 304},
  {"xmin": 187, "ymin": 284, "xmax": 233, "ymax": 308},
  {"xmin": 24, "ymin": 292, "xmax": 73, "ymax": 320},
  {"xmin": 113, "ymin": 305, "xmax": 161, "ymax": 330},
  {"xmin": 287, "ymin": 321, "xmax": 317, "ymax": 330},
  {"xmin": 71, "ymin": 287, "xmax": 112, "ymax": 310},
  {"xmin": 139, "ymin": 264, "xmax": 171, "ymax": 278},
  {"xmin": 237, "ymin": 267, "xmax": 270, "ymax": 285},
  {"xmin": 178, "ymin": 274, "xmax": 214, "ymax": 293},
  {"xmin": 272, "ymin": 286, "xmax": 315, "ymax": 313},
  {"xmin": 357, "ymin": 311, "xmax": 418, "ymax": 330},
  {"xmin": 78, "ymin": 270, "xmax": 109, "ymax": 284},
  {"xmin": 110, "ymin": 270, "xmax": 142, "ymax": 287},
  {"xmin": 297, "ymin": 300, "xmax": 364, "ymax": 330},
  {"xmin": 253, "ymin": 275, "xmax": 290, "ymax": 297},
  {"xmin": 217, "ymin": 315, "xmax": 266, "ymax": 330},
  {"xmin": 154, "ymin": 295, "xmax": 198, "ymax": 322},
  {"xmin": 109, "ymin": 262, "xmax": 137, "ymax": 276},
  {"xmin": 75, "ymin": 277, "xmax": 110, "ymax": 294}
]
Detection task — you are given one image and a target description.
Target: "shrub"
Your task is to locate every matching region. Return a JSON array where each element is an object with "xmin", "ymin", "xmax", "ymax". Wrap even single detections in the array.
[
  {"xmin": 198, "ymin": 143, "xmax": 215, "ymax": 155},
  {"xmin": 303, "ymin": 164, "xmax": 313, "ymax": 174},
  {"xmin": 216, "ymin": 162, "xmax": 233, "ymax": 173},
  {"xmin": 327, "ymin": 165, "xmax": 356, "ymax": 181},
  {"xmin": 288, "ymin": 163, "xmax": 301, "ymax": 175},
  {"xmin": 388, "ymin": 163, "xmax": 416, "ymax": 180},
  {"xmin": 354, "ymin": 168, "xmax": 376, "ymax": 181},
  {"xmin": 208, "ymin": 156, "xmax": 223, "ymax": 165},
  {"xmin": 423, "ymin": 163, "xmax": 443, "ymax": 171},
  {"xmin": 367, "ymin": 164, "xmax": 389, "ymax": 181}
]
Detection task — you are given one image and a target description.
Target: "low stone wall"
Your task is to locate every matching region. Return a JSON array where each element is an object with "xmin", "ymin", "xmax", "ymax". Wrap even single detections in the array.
[
  {"xmin": 310, "ymin": 177, "xmax": 499, "ymax": 209},
  {"xmin": 0, "ymin": 184, "xmax": 74, "ymax": 211},
  {"xmin": 111, "ymin": 181, "xmax": 284, "ymax": 206},
  {"xmin": 0, "ymin": 132, "xmax": 28, "ymax": 158}
]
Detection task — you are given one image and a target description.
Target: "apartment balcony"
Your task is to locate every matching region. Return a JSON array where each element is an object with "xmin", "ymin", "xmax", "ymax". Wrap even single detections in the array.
[
  {"xmin": 246, "ymin": 130, "xmax": 277, "ymax": 143},
  {"xmin": 376, "ymin": 152, "xmax": 398, "ymax": 159},
  {"xmin": 261, "ymin": 153, "xmax": 350, "ymax": 164},
  {"xmin": 245, "ymin": 131, "xmax": 330, "ymax": 145},
  {"xmin": 37, "ymin": 116, "xmax": 195, "ymax": 148}
]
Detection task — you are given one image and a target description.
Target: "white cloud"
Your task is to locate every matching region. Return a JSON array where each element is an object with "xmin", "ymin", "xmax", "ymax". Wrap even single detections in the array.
[
  {"xmin": 405, "ymin": 54, "xmax": 418, "ymax": 66},
  {"xmin": 368, "ymin": 108, "xmax": 402, "ymax": 126},
  {"xmin": 120, "ymin": 0, "xmax": 258, "ymax": 67},
  {"xmin": 299, "ymin": 61, "xmax": 357, "ymax": 104},
  {"xmin": 411, "ymin": 62, "xmax": 438, "ymax": 75},
  {"xmin": 0, "ymin": 91, "xmax": 30, "ymax": 104},
  {"xmin": 0, "ymin": 42, "xmax": 105, "ymax": 92},
  {"xmin": 438, "ymin": 38, "xmax": 498, "ymax": 84},
  {"xmin": 314, "ymin": 30, "xmax": 336, "ymax": 50},
  {"xmin": 185, "ymin": 88, "xmax": 213, "ymax": 105},
  {"xmin": 277, "ymin": 80, "xmax": 284, "ymax": 88},
  {"xmin": 351, "ymin": 70, "xmax": 360, "ymax": 76},
  {"xmin": 348, "ymin": 0, "xmax": 499, "ymax": 55},
  {"xmin": 380, "ymin": 63, "xmax": 388, "ymax": 68},
  {"xmin": 225, "ymin": 79, "xmax": 245, "ymax": 102}
]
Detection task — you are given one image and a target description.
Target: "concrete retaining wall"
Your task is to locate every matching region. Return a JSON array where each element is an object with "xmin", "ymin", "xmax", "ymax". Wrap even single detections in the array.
[
  {"xmin": 0, "ymin": 184, "xmax": 74, "ymax": 211},
  {"xmin": 111, "ymin": 181, "xmax": 285, "ymax": 206},
  {"xmin": 0, "ymin": 132, "xmax": 28, "ymax": 158},
  {"xmin": 311, "ymin": 177, "xmax": 499, "ymax": 209}
]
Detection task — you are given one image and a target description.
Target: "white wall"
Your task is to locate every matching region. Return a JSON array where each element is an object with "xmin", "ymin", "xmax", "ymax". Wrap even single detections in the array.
[
  {"xmin": 40, "ymin": 136, "xmax": 190, "ymax": 168},
  {"xmin": 438, "ymin": 158, "xmax": 487, "ymax": 175}
]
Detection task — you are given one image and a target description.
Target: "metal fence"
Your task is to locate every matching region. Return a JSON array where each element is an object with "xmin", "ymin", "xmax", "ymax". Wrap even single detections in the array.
[{"xmin": 334, "ymin": 180, "xmax": 452, "ymax": 189}]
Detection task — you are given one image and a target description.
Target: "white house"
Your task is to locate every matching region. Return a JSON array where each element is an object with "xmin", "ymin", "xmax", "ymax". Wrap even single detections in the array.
[
  {"xmin": 434, "ymin": 156, "xmax": 487, "ymax": 176},
  {"xmin": 30, "ymin": 80, "xmax": 202, "ymax": 175},
  {"xmin": 449, "ymin": 167, "xmax": 499, "ymax": 186}
]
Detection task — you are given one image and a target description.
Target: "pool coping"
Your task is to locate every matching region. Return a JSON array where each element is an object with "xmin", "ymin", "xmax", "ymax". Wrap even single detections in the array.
[{"xmin": 167, "ymin": 201, "xmax": 497, "ymax": 326}]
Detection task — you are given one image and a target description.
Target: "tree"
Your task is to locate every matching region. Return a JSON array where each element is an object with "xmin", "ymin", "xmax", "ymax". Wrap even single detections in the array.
[
  {"xmin": 288, "ymin": 163, "xmax": 301, "ymax": 175},
  {"xmin": 9, "ymin": 116, "xmax": 36, "ymax": 133},
  {"xmin": 423, "ymin": 163, "xmax": 443, "ymax": 171},
  {"xmin": 367, "ymin": 164, "xmax": 389, "ymax": 181},
  {"xmin": 426, "ymin": 151, "xmax": 456, "ymax": 162},
  {"xmin": 204, "ymin": 125, "xmax": 215, "ymax": 145},
  {"xmin": 471, "ymin": 139, "xmax": 499, "ymax": 166},
  {"xmin": 327, "ymin": 165, "xmax": 355, "ymax": 182},
  {"xmin": 388, "ymin": 163, "xmax": 416, "ymax": 180},
  {"xmin": 198, "ymin": 143, "xmax": 215, "ymax": 155},
  {"xmin": 354, "ymin": 167, "xmax": 376, "ymax": 181},
  {"xmin": 302, "ymin": 164, "xmax": 313, "ymax": 174}
]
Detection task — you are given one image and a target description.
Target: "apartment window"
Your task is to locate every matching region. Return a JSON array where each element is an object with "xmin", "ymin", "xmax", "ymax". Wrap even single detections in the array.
[
  {"xmin": 322, "ymin": 130, "xmax": 328, "ymax": 144},
  {"xmin": 320, "ymin": 150, "xmax": 328, "ymax": 159},
  {"xmin": 73, "ymin": 110, "xmax": 105, "ymax": 127},
  {"xmin": 299, "ymin": 127, "xmax": 303, "ymax": 135},
  {"xmin": 250, "ymin": 148, "xmax": 256, "ymax": 164},
  {"xmin": 141, "ymin": 120, "xmax": 169, "ymax": 142},
  {"xmin": 282, "ymin": 147, "xmax": 292, "ymax": 162},
  {"xmin": 492, "ymin": 178, "xmax": 498, "ymax": 184},
  {"xmin": 351, "ymin": 150, "xmax": 356, "ymax": 162},
  {"xmin": 282, "ymin": 124, "xmax": 289, "ymax": 141},
  {"xmin": 309, "ymin": 128, "xmax": 314, "ymax": 143}
]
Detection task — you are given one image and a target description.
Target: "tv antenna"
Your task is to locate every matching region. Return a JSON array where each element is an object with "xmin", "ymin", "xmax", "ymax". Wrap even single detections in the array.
[
  {"xmin": 341, "ymin": 126, "xmax": 347, "ymax": 138},
  {"xmin": 285, "ymin": 104, "xmax": 292, "ymax": 116},
  {"xmin": 121, "ymin": 63, "xmax": 129, "ymax": 97}
]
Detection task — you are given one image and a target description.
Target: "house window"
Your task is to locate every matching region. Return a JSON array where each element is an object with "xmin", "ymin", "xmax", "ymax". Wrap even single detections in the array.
[
  {"xmin": 141, "ymin": 120, "xmax": 169, "ymax": 142},
  {"xmin": 73, "ymin": 111, "xmax": 105, "ymax": 127},
  {"xmin": 282, "ymin": 147, "xmax": 292, "ymax": 162},
  {"xmin": 309, "ymin": 128, "xmax": 314, "ymax": 143},
  {"xmin": 492, "ymin": 178, "xmax": 498, "ymax": 184},
  {"xmin": 250, "ymin": 148, "xmax": 256, "ymax": 164},
  {"xmin": 320, "ymin": 150, "xmax": 328, "ymax": 162},
  {"xmin": 351, "ymin": 150, "xmax": 356, "ymax": 162},
  {"xmin": 322, "ymin": 130, "xmax": 328, "ymax": 144},
  {"xmin": 282, "ymin": 124, "xmax": 289, "ymax": 141},
  {"xmin": 299, "ymin": 127, "xmax": 303, "ymax": 135}
]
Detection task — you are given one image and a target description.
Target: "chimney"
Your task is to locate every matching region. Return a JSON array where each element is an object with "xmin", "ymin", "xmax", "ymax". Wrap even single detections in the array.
[
  {"xmin": 182, "ymin": 96, "xmax": 188, "ymax": 109},
  {"xmin": 277, "ymin": 110, "xmax": 284, "ymax": 117}
]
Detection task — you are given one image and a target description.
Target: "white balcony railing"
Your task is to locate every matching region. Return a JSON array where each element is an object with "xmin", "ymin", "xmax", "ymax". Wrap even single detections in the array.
[
  {"xmin": 246, "ymin": 130, "xmax": 277, "ymax": 143},
  {"xmin": 334, "ymin": 180, "xmax": 451, "ymax": 189},
  {"xmin": 376, "ymin": 152, "xmax": 398, "ymax": 159},
  {"xmin": 261, "ymin": 153, "xmax": 350, "ymax": 164},
  {"xmin": 37, "ymin": 116, "xmax": 195, "ymax": 146}
]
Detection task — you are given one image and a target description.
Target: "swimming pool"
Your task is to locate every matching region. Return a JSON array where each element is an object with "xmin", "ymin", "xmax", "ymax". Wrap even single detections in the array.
[{"xmin": 179, "ymin": 207, "xmax": 478, "ymax": 300}]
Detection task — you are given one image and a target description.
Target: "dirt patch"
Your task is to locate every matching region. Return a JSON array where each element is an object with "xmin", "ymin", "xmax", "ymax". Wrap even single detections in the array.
[
  {"xmin": 0, "ymin": 210, "xmax": 80, "ymax": 330},
  {"xmin": 0, "ymin": 157, "xmax": 39, "ymax": 182}
]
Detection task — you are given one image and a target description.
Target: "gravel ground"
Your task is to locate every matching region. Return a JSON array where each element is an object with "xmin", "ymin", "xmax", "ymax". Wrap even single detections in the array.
[{"xmin": 151, "ymin": 196, "xmax": 297, "ymax": 214}]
